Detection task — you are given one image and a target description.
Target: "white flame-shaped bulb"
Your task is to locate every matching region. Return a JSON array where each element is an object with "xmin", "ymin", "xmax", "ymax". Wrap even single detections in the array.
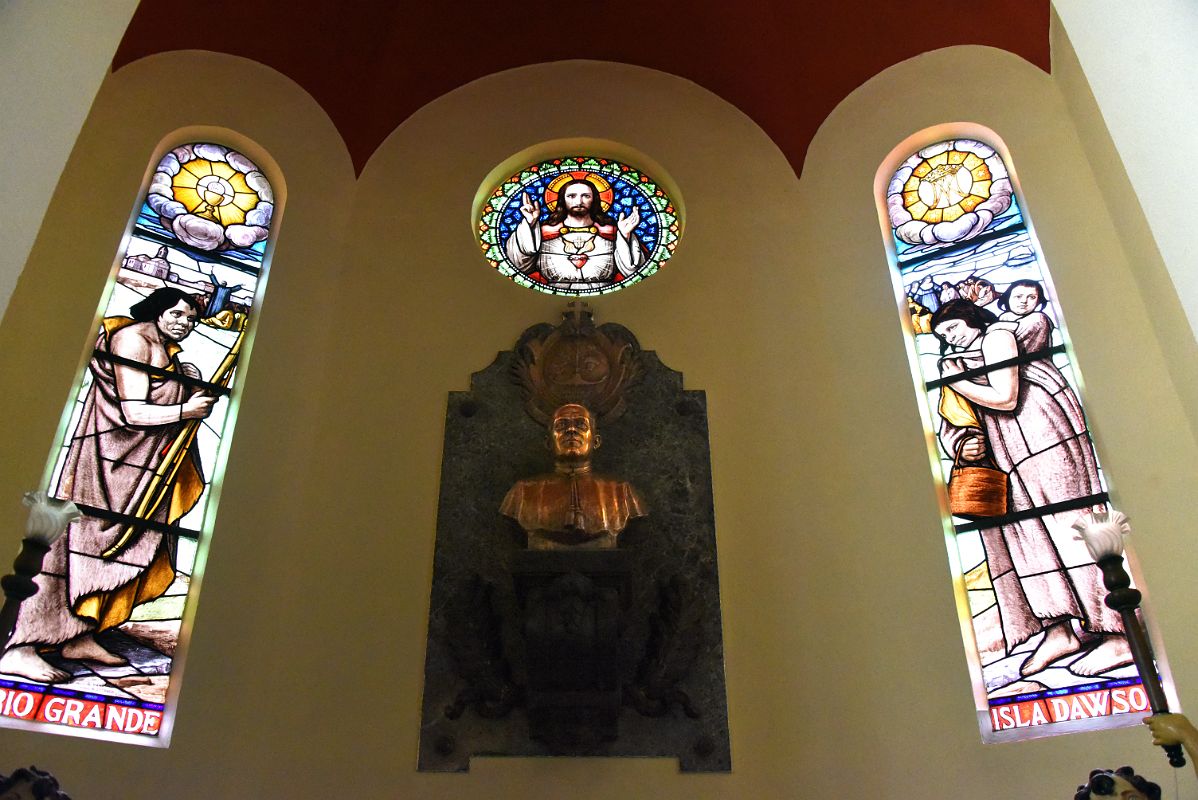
[
  {"xmin": 1072, "ymin": 508, "xmax": 1131, "ymax": 562},
  {"xmin": 22, "ymin": 491, "xmax": 80, "ymax": 546}
]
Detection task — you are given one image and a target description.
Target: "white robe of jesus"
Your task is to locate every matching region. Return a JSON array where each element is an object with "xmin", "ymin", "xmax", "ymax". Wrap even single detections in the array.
[{"xmin": 505, "ymin": 220, "xmax": 645, "ymax": 289}]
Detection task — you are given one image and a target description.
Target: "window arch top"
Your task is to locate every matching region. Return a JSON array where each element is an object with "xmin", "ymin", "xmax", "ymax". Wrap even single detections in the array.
[
  {"xmin": 148, "ymin": 142, "xmax": 275, "ymax": 258},
  {"xmin": 886, "ymin": 138, "xmax": 1014, "ymax": 258},
  {"xmin": 477, "ymin": 155, "xmax": 681, "ymax": 297}
]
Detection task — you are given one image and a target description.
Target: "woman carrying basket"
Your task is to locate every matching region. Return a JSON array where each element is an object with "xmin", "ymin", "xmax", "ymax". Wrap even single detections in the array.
[{"xmin": 931, "ymin": 298, "xmax": 1130, "ymax": 679}]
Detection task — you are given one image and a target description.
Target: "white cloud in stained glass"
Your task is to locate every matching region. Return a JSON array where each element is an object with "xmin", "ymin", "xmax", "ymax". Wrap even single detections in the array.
[
  {"xmin": 886, "ymin": 138, "xmax": 1013, "ymax": 258},
  {"xmin": 150, "ymin": 143, "xmax": 273, "ymax": 253}
]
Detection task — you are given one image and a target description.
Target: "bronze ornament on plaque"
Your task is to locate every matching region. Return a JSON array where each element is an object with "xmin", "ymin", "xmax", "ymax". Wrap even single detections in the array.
[
  {"xmin": 418, "ymin": 304, "xmax": 729, "ymax": 771},
  {"xmin": 512, "ymin": 301, "xmax": 642, "ymax": 426}
]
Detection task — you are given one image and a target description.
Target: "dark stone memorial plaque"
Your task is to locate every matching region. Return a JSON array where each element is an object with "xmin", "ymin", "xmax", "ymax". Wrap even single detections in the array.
[{"xmin": 417, "ymin": 306, "xmax": 730, "ymax": 772}]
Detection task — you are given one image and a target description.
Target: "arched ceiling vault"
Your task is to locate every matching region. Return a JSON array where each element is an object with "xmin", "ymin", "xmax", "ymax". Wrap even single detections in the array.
[{"xmin": 112, "ymin": 0, "xmax": 1049, "ymax": 178}]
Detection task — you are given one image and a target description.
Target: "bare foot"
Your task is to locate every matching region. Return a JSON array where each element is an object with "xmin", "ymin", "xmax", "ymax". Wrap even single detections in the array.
[
  {"xmin": 1069, "ymin": 636, "xmax": 1134, "ymax": 676},
  {"xmin": 1021, "ymin": 622, "xmax": 1082, "ymax": 676},
  {"xmin": 61, "ymin": 634, "xmax": 127, "ymax": 666},
  {"xmin": 0, "ymin": 646, "xmax": 69, "ymax": 683}
]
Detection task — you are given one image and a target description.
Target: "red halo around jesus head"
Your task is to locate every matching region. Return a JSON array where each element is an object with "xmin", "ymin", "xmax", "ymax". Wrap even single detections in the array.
[{"xmin": 544, "ymin": 171, "xmax": 614, "ymax": 212}]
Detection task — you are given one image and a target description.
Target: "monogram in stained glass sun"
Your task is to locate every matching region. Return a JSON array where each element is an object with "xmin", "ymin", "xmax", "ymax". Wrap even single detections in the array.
[{"xmin": 902, "ymin": 148, "xmax": 993, "ymax": 225}]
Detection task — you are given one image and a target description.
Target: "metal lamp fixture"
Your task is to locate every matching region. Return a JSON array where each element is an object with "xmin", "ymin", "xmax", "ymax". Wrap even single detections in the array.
[{"xmin": 1074, "ymin": 509, "xmax": 1185, "ymax": 769}]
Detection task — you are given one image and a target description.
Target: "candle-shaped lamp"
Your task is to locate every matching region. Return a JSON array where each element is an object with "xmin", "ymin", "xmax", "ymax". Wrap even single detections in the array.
[
  {"xmin": 1073, "ymin": 509, "xmax": 1184, "ymax": 768},
  {"xmin": 0, "ymin": 492, "xmax": 80, "ymax": 651}
]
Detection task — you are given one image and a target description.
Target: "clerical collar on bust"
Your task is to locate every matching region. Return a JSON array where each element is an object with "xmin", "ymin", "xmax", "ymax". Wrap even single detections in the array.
[{"xmin": 554, "ymin": 462, "xmax": 592, "ymax": 476}]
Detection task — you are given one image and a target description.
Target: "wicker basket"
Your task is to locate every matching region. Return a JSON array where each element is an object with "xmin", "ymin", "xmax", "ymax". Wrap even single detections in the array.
[{"xmin": 948, "ymin": 442, "xmax": 1008, "ymax": 519}]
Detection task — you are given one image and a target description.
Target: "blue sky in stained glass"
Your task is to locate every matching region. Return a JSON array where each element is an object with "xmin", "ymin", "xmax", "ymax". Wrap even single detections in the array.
[{"xmin": 895, "ymin": 198, "xmax": 1024, "ymax": 267}]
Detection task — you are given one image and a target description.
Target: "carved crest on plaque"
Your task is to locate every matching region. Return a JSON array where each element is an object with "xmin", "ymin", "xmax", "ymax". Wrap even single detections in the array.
[{"xmin": 512, "ymin": 302, "xmax": 642, "ymax": 425}]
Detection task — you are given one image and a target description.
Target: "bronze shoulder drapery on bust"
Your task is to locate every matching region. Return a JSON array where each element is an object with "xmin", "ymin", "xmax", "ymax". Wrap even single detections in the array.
[{"xmin": 501, "ymin": 403, "xmax": 645, "ymax": 549}]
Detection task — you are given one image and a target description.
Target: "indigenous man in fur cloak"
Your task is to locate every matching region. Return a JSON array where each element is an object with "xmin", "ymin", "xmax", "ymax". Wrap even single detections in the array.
[{"xmin": 0, "ymin": 288, "xmax": 215, "ymax": 682}]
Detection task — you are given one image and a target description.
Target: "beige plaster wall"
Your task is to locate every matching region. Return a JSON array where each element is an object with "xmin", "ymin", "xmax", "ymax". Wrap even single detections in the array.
[
  {"xmin": 1053, "ymin": 1, "xmax": 1198, "ymax": 344},
  {"xmin": 1, "ymin": 46, "xmax": 1196, "ymax": 799},
  {"xmin": 1050, "ymin": 8, "xmax": 1198, "ymax": 444},
  {"xmin": 0, "ymin": 0, "xmax": 139, "ymax": 324}
]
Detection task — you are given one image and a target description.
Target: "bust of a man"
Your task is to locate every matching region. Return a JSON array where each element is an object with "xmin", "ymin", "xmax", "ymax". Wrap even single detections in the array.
[{"xmin": 501, "ymin": 403, "xmax": 646, "ymax": 549}]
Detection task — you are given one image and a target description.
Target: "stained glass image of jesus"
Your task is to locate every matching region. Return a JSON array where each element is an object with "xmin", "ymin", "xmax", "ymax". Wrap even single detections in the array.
[{"xmin": 504, "ymin": 174, "xmax": 646, "ymax": 292}]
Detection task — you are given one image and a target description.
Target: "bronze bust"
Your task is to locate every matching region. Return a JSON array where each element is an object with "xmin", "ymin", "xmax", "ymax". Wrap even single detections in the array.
[{"xmin": 501, "ymin": 403, "xmax": 645, "ymax": 549}]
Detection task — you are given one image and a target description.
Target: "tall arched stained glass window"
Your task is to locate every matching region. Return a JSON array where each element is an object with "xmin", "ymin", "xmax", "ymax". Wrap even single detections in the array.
[
  {"xmin": 0, "ymin": 141, "xmax": 280, "ymax": 745},
  {"xmin": 877, "ymin": 131, "xmax": 1175, "ymax": 741}
]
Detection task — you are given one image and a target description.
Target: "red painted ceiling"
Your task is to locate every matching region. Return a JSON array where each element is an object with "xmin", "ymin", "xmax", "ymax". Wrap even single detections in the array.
[{"xmin": 112, "ymin": 1, "xmax": 1049, "ymax": 178}]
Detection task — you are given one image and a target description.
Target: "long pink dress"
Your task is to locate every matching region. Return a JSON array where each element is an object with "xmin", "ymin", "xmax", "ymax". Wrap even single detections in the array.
[{"xmin": 939, "ymin": 312, "xmax": 1119, "ymax": 653}]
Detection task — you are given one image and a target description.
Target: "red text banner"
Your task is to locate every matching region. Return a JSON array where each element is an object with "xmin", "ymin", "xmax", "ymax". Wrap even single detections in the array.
[
  {"xmin": 989, "ymin": 683, "xmax": 1150, "ymax": 732},
  {"xmin": 0, "ymin": 686, "xmax": 162, "ymax": 736}
]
